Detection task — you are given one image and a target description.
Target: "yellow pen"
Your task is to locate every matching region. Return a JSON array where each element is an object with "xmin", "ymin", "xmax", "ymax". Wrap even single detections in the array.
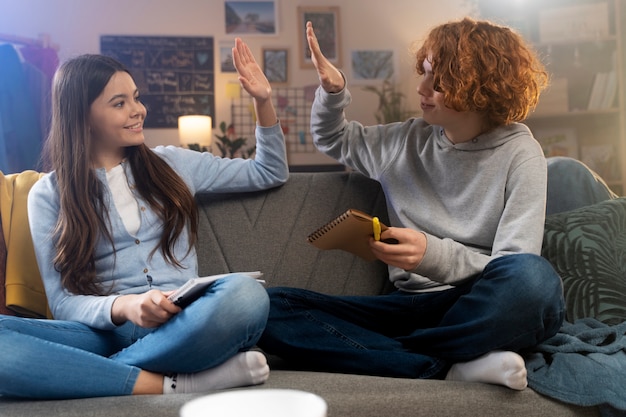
[{"xmin": 372, "ymin": 217, "xmax": 381, "ymax": 241}]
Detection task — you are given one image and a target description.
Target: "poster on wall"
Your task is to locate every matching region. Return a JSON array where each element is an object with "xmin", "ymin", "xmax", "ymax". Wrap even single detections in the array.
[
  {"xmin": 100, "ymin": 35, "xmax": 215, "ymax": 128},
  {"xmin": 297, "ymin": 6, "xmax": 341, "ymax": 68},
  {"xmin": 350, "ymin": 49, "xmax": 395, "ymax": 83},
  {"xmin": 225, "ymin": 1, "xmax": 278, "ymax": 35}
]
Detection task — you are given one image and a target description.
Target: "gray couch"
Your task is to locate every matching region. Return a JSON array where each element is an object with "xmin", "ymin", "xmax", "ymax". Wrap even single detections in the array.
[{"xmin": 0, "ymin": 171, "xmax": 601, "ymax": 417}]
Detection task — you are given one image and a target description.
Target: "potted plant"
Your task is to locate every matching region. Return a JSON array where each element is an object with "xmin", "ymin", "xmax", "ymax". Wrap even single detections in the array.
[
  {"xmin": 214, "ymin": 121, "xmax": 256, "ymax": 159},
  {"xmin": 362, "ymin": 78, "xmax": 414, "ymax": 124}
]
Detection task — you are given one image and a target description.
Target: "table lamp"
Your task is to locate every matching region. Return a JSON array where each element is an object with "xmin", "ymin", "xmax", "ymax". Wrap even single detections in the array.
[{"xmin": 178, "ymin": 115, "xmax": 212, "ymax": 152}]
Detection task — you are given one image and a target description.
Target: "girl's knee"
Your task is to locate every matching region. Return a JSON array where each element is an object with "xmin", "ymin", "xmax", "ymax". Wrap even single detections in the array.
[
  {"xmin": 0, "ymin": 315, "xmax": 24, "ymax": 332},
  {"xmin": 217, "ymin": 275, "xmax": 269, "ymax": 323}
]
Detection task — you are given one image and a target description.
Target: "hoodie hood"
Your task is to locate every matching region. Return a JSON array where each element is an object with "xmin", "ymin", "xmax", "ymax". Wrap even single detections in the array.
[{"xmin": 434, "ymin": 122, "xmax": 534, "ymax": 152}]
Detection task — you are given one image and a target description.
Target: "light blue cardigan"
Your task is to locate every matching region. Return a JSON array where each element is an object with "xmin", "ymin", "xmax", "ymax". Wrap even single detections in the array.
[{"xmin": 27, "ymin": 123, "xmax": 288, "ymax": 330}]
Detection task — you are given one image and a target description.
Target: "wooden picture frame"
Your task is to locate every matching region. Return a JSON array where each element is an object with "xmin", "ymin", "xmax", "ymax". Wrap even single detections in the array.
[
  {"xmin": 297, "ymin": 6, "xmax": 341, "ymax": 68},
  {"xmin": 350, "ymin": 49, "xmax": 396, "ymax": 84},
  {"xmin": 219, "ymin": 41, "xmax": 236, "ymax": 73},
  {"xmin": 225, "ymin": 0, "xmax": 279, "ymax": 36},
  {"xmin": 263, "ymin": 48, "xmax": 288, "ymax": 84}
]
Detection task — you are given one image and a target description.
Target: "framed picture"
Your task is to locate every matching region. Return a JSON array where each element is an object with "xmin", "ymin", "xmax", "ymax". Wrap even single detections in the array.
[
  {"xmin": 219, "ymin": 41, "xmax": 236, "ymax": 72},
  {"xmin": 533, "ymin": 127, "xmax": 579, "ymax": 159},
  {"xmin": 263, "ymin": 48, "xmax": 288, "ymax": 84},
  {"xmin": 350, "ymin": 49, "xmax": 395, "ymax": 83},
  {"xmin": 298, "ymin": 6, "xmax": 341, "ymax": 68},
  {"xmin": 225, "ymin": 0, "xmax": 278, "ymax": 36}
]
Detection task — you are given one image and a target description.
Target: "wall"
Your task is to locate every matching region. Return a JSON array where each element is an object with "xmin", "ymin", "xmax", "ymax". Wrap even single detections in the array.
[{"xmin": 0, "ymin": 0, "xmax": 468, "ymax": 163}]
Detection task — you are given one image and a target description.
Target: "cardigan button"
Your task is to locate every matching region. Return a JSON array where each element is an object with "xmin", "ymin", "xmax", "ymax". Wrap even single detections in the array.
[{"xmin": 135, "ymin": 239, "xmax": 140, "ymax": 244}]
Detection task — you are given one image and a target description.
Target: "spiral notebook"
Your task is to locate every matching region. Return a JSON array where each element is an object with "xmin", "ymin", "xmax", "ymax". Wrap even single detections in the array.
[{"xmin": 307, "ymin": 209, "xmax": 388, "ymax": 261}]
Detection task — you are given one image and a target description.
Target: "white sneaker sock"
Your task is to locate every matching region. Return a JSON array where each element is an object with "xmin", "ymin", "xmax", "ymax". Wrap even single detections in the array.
[
  {"xmin": 445, "ymin": 351, "xmax": 527, "ymax": 390},
  {"xmin": 163, "ymin": 351, "xmax": 270, "ymax": 394}
]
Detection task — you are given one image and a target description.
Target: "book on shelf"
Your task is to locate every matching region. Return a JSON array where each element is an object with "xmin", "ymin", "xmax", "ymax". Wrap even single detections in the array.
[
  {"xmin": 587, "ymin": 51, "xmax": 618, "ymax": 111},
  {"xmin": 307, "ymin": 208, "xmax": 391, "ymax": 261},
  {"xmin": 587, "ymin": 72, "xmax": 607, "ymax": 110},
  {"xmin": 601, "ymin": 70, "xmax": 617, "ymax": 109},
  {"xmin": 533, "ymin": 128, "xmax": 578, "ymax": 159},
  {"xmin": 587, "ymin": 71, "xmax": 617, "ymax": 110},
  {"xmin": 167, "ymin": 271, "xmax": 264, "ymax": 307}
]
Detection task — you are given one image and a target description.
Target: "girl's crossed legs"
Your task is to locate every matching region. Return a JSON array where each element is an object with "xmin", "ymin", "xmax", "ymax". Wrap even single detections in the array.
[{"xmin": 0, "ymin": 274, "xmax": 269, "ymax": 399}]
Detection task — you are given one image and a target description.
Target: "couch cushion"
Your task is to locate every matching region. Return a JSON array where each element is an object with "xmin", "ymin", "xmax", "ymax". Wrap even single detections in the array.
[
  {"xmin": 542, "ymin": 197, "xmax": 626, "ymax": 325},
  {"xmin": 0, "ymin": 370, "xmax": 600, "ymax": 417},
  {"xmin": 195, "ymin": 172, "xmax": 393, "ymax": 296}
]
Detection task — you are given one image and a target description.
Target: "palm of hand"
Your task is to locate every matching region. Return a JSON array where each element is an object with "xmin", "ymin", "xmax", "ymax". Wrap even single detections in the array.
[{"xmin": 243, "ymin": 66, "xmax": 271, "ymax": 100}]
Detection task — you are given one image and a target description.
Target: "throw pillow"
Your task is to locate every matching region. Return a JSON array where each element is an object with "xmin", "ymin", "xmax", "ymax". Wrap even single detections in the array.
[{"xmin": 542, "ymin": 197, "xmax": 626, "ymax": 325}]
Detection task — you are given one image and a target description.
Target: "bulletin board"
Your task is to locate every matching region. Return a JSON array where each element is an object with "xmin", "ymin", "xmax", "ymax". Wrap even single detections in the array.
[
  {"xmin": 100, "ymin": 35, "xmax": 215, "ymax": 128},
  {"xmin": 231, "ymin": 85, "xmax": 319, "ymax": 155}
]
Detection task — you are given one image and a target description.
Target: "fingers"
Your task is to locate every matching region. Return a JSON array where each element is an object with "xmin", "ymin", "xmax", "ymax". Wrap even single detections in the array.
[
  {"xmin": 233, "ymin": 37, "xmax": 255, "ymax": 68},
  {"xmin": 157, "ymin": 291, "xmax": 182, "ymax": 315},
  {"xmin": 306, "ymin": 21, "xmax": 329, "ymax": 70},
  {"xmin": 370, "ymin": 228, "xmax": 426, "ymax": 271},
  {"xmin": 232, "ymin": 38, "xmax": 250, "ymax": 75},
  {"xmin": 112, "ymin": 290, "xmax": 180, "ymax": 328},
  {"xmin": 305, "ymin": 21, "xmax": 345, "ymax": 93},
  {"xmin": 139, "ymin": 291, "xmax": 180, "ymax": 328},
  {"xmin": 306, "ymin": 21, "xmax": 321, "ymax": 60},
  {"xmin": 306, "ymin": 21, "xmax": 326, "ymax": 73},
  {"xmin": 231, "ymin": 37, "xmax": 272, "ymax": 102}
]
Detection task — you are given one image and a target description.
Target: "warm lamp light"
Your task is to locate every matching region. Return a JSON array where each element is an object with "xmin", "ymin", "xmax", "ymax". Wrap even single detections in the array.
[{"xmin": 178, "ymin": 115, "xmax": 212, "ymax": 151}]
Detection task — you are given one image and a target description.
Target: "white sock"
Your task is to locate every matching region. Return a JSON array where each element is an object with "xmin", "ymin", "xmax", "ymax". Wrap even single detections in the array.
[
  {"xmin": 163, "ymin": 351, "xmax": 270, "ymax": 394},
  {"xmin": 445, "ymin": 351, "xmax": 527, "ymax": 391}
]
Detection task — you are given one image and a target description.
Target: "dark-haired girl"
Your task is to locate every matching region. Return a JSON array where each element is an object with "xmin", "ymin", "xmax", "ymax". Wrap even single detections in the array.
[{"xmin": 0, "ymin": 38, "xmax": 287, "ymax": 399}]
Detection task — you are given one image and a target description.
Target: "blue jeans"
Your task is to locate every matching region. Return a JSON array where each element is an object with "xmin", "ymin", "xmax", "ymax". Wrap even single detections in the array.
[
  {"xmin": 0, "ymin": 275, "xmax": 269, "ymax": 399},
  {"xmin": 258, "ymin": 254, "xmax": 564, "ymax": 379}
]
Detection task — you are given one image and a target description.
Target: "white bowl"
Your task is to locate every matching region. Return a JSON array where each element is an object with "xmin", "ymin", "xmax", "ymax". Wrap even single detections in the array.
[{"xmin": 180, "ymin": 388, "xmax": 327, "ymax": 417}]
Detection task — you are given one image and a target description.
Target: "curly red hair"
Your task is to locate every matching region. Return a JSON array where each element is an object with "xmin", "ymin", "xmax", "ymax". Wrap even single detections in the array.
[{"xmin": 415, "ymin": 17, "xmax": 548, "ymax": 131}]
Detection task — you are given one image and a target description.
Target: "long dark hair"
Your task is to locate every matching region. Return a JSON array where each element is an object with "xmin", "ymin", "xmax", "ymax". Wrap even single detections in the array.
[{"xmin": 44, "ymin": 54, "xmax": 198, "ymax": 295}]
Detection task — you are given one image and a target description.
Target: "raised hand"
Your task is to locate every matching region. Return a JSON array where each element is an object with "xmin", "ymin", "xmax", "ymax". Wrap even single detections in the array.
[
  {"xmin": 232, "ymin": 37, "xmax": 272, "ymax": 102},
  {"xmin": 306, "ymin": 21, "xmax": 345, "ymax": 93},
  {"xmin": 232, "ymin": 37, "xmax": 277, "ymax": 127}
]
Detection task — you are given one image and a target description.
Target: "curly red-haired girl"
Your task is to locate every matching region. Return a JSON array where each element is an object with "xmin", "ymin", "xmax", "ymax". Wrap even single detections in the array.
[
  {"xmin": 415, "ymin": 17, "xmax": 548, "ymax": 131},
  {"xmin": 259, "ymin": 18, "xmax": 563, "ymax": 392}
]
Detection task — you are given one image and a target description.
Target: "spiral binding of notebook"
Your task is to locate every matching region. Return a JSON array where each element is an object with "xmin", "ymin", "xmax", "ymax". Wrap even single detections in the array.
[
  {"xmin": 307, "ymin": 210, "xmax": 352, "ymax": 242},
  {"xmin": 306, "ymin": 209, "xmax": 387, "ymax": 261}
]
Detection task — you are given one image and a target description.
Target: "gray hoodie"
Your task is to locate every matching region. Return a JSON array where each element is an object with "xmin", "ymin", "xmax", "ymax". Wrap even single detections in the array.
[{"xmin": 311, "ymin": 86, "xmax": 547, "ymax": 293}]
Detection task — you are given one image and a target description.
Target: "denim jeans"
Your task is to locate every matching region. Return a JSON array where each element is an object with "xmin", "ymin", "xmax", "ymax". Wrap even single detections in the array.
[
  {"xmin": 259, "ymin": 253, "xmax": 564, "ymax": 379},
  {"xmin": 0, "ymin": 274, "xmax": 269, "ymax": 399}
]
